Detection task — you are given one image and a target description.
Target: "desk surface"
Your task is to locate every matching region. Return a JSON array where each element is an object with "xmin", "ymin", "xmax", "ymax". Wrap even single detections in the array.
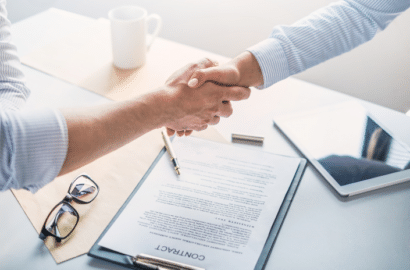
[{"xmin": 1, "ymin": 9, "xmax": 410, "ymax": 270}]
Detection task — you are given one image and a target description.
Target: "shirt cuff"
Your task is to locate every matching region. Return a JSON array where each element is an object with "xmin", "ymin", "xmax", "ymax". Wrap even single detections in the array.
[
  {"xmin": 247, "ymin": 38, "xmax": 290, "ymax": 89},
  {"xmin": 3, "ymin": 108, "xmax": 68, "ymax": 193}
]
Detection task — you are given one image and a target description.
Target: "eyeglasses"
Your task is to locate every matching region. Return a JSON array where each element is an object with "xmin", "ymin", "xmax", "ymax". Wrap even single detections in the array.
[{"xmin": 39, "ymin": 174, "xmax": 99, "ymax": 242}]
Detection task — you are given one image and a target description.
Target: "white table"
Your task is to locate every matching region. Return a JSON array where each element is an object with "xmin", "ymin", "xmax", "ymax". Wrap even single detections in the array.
[{"xmin": 1, "ymin": 9, "xmax": 410, "ymax": 270}]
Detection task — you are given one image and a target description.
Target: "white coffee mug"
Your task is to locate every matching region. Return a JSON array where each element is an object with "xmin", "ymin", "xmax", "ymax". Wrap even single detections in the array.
[{"xmin": 108, "ymin": 6, "xmax": 162, "ymax": 69}]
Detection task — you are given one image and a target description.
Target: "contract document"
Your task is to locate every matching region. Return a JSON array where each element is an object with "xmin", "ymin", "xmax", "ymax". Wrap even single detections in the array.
[{"xmin": 99, "ymin": 136, "xmax": 303, "ymax": 270}]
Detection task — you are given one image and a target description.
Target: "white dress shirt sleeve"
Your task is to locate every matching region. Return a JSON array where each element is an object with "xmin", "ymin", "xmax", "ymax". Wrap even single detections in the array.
[
  {"xmin": 248, "ymin": 0, "xmax": 410, "ymax": 89},
  {"xmin": 0, "ymin": 0, "xmax": 68, "ymax": 193}
]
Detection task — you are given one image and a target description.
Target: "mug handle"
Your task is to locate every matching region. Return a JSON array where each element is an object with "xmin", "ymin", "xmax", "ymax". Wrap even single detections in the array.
[{"xmin": 146, "ymin": 14, "xmax": 162, "ymax": 50}]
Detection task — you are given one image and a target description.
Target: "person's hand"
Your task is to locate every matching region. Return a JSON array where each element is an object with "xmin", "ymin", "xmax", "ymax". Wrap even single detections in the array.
[
  {"xmin": 187, "ymin": 51, "xmax": 264, "ymax": 89},
  {"xmin": 164, "ymin": 58, "xmax": 216, "ymax": 136},
  {"xmin": 187, "ymin": 62, "xmax": 241, "ymax": 88},
  {"xmin": 163, "ymin": 58, "xmax": 251, "ymax": 136}
]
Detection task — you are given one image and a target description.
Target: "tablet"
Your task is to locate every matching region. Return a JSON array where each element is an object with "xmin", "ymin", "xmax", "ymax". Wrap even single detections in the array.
[{"xmin": 274, "ymin": 101, "xmax": 410, "ymax": 197}]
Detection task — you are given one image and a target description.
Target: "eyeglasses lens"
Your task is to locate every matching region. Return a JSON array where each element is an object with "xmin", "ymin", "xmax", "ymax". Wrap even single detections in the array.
[
  {"xmin": 69, "ymin": 175, "xmax": 98, "ymax": 203},
  {"xmin": 45, "ymin": 203, "xmax": 78, "ymax": 238}
]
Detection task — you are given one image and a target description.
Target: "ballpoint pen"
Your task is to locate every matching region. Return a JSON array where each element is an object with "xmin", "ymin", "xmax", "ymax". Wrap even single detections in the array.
[{"xmin": 161, "ymin": 130, "xmax": 181, "ymax": 175}]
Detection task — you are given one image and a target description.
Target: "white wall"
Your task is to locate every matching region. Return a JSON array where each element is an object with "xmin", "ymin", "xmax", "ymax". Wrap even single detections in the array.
[{"xmin": 8, "ymin": 0, "xmax": 410, "ymax": 112}]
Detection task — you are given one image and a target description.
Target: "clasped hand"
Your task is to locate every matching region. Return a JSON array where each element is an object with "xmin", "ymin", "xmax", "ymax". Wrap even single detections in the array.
[{"xmin": 164, "ymin": 58, "xmax": 251, "ymax": 136}]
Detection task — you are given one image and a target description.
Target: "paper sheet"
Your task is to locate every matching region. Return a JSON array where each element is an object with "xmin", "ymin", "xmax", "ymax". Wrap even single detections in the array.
[{"xmin": 99, "ymin": 136, "xmax": 301, "ymax": 270}]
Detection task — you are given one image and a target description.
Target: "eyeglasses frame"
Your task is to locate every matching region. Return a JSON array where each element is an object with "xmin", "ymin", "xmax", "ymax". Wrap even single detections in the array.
[{"xmin": 39, "ymin": 174, "xmax": 99, "ymax": 242}]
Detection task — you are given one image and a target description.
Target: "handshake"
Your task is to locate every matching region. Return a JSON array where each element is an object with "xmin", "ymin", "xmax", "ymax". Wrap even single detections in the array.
[
  {"xmin": 59, "ymin": 51, "xmax": 263, "ymax": 175},
  {"xmin": 161, "ymin": 52, "xmax": 263, "ymax": 137}
]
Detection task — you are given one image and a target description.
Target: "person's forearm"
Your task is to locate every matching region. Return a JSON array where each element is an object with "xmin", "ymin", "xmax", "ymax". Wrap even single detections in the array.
[{"xmin": 60, "ymin": 89, "xmax": 172, "ymax": 175}]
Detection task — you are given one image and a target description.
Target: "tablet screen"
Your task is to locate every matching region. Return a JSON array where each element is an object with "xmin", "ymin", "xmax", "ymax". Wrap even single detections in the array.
[{"xmin": 277, "ymin": 102, "xmax": 410, "ymax": 186}]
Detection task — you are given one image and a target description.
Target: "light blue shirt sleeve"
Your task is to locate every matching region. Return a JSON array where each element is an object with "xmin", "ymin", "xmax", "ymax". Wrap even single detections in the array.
[
  {"xmin": 248, "ymin": 0, "xmax": 410, "ymax": 89},
  {"xmin": 0, "ymin": 0, "xmax": 68, "ymax": 193}
]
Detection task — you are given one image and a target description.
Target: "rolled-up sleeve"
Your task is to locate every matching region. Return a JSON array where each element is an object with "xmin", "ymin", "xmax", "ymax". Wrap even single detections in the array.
[
  {"xmin": 248, "ymin": 0, "xmax": 410, "ymax": 89},
  {"xmin": 0, "ymin": 109, "xmax": 68, "ymax": 193}
]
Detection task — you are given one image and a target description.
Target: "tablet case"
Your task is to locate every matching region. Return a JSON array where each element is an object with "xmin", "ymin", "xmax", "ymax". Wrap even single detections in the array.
[{"xmin": 88, "ymin": 146, "xmax": 307, "ymax": 270}]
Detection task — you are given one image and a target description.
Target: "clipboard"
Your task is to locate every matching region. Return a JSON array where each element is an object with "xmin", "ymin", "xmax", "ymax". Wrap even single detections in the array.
[{"xmin": 88, "ymin": 145, "xmax": 307, "ymax": 270}]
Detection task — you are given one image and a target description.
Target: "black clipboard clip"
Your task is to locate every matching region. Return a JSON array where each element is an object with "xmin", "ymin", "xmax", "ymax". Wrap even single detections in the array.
[{"xmin": 132, "ymin": 254, "xmax": 205, "ymax": 270}]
